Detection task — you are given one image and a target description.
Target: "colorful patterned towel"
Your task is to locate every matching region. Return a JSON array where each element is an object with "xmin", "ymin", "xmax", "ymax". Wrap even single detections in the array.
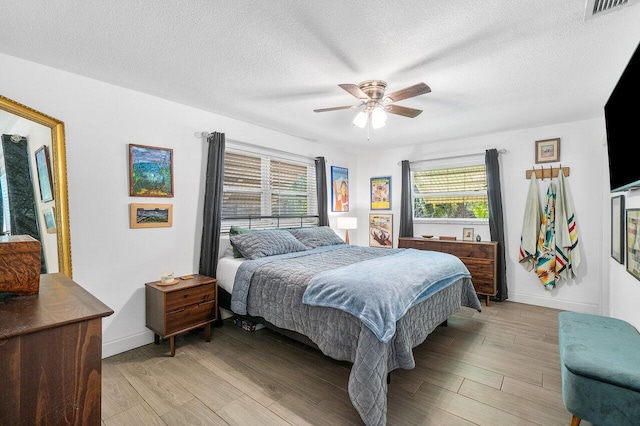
[{"xmin": 536, "ymin": 182, "xmax": 557, "ymax": 289}]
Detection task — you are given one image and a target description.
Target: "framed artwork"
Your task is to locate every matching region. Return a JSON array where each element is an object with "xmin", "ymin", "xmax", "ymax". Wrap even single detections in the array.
[
  {"xmin": 535, "ymin": 138, "xmax": 560, "ymax": 164},
  {"xmin": 331, "ymin": 166, "xmax": 349, "ymax": 212},
  {"xmin": 43, "ymin": 206, "xmax": 56, "ymax": 234},
  {"xmin": 129, "ymin": 144, "xmax": 174, "ymax": 197},
  {"xmin": 369, "ymin": 213, "xmax": 393, "ymax": 248},
  {"xmin": 611, "ymin": 195, "xmax": 625, "ymax": 264},
  {"xmin": 130, "ymin": 203, "xmax": 173, "ymax": 228},
  {"xmin": 34, "ymin": 145, "xmax": 54, "ymax": 202},
  {"xmin": 370, "ymin": 176, "xmax": 391, "ymax": 210},
  {"xmin": 463, "ymin": 227, "xmax": 474, "ymax": 241},
  {"xmin": 626, "ymin": 209, "xmax": 640, "ymax": 280}
]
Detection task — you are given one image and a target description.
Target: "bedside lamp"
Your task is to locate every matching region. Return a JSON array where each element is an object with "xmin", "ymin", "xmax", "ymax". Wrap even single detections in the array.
[{"xmin": 337, "ymin": 217, "xmax": 358, "ymax": 244}]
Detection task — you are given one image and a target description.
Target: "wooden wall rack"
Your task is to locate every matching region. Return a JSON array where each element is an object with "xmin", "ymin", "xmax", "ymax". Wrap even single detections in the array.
[{"xmin": 526, "ymin": 166, "xmax": 570, "ymax": 180}]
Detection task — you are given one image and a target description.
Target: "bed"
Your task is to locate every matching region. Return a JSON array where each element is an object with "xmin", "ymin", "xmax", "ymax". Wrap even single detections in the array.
[{"xmin": 216, "ymin": 226, "xmax": 482, "ymax": 426}]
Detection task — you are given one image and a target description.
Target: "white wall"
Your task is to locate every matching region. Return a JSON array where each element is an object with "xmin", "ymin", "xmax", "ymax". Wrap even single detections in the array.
[
  {"xmin": 3, "ymin": 50, "xmax": 638, "ymax": 357},
  {"xmin": 0, "ymin": 53, "xmax": 357, "ymax": 357},
  {"xmin": 358, "ymin": 118, "xmax": 608, "ymax": 315}
]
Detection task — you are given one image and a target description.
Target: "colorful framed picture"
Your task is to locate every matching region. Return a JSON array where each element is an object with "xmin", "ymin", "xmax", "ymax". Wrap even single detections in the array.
[
  {"xmin": 331, "ymin": 166, "xmax": 349, "ymax": 212},
  {"xmin": 129, "ymin": 144, "xmax": 174, "ymax": 197},
  {"xmin": 626, "ymin": 209, "xmax": 640, "ymax": 280},
  {"xmin": 535, "ymin": 138, "xmax": 560, "ymax": 164},
  {"xmin": 370, "ymin": 176, "xmax": 391, "ymax": 210},
  {"xmin": 463, "ymin": 227, "xmax": 474, "ymax": 241},
  {"xmin": 129, "ymin": 203, "xmax": 173, "ymax": 228},
  {"xmin": 34, "ymin": 145, "xmax": 54, "ymax": 202},
  {"xmin": 43, "ymin": 206, "xmax": 56, "ymax": 234},
  {"xmin": 369, "ymin": 213, "xmax": 393, "ymax": 248},
  {"xmin": 611, "ymin": 195, "xmax": 624, "ymax": 264}
]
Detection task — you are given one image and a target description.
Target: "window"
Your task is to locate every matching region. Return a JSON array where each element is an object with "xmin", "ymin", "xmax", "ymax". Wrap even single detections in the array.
[
  {"xmin": 411, "ymin": 163, "xmax": 488, "ymax": 221},
  {"xmin": 221, "ymin": 150, "xmax": 318, "ymax": 231}
]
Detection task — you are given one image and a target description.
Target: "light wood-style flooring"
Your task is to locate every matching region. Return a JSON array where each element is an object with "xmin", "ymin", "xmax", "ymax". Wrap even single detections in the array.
[{"xmin": 102, "ymin": 301, "xmax": 587, "ymax": 425}]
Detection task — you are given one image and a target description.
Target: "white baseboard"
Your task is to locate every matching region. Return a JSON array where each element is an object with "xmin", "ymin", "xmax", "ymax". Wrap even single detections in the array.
[
  {"xmin": 509, "ymin": 293, "xmax": 601, "ymax": 315},
  {"xmin": 102, "ymin": 311, "xmax": 234, "ymax": 358},
  {"xmin": 102, "ymin": 330, "xmax": 155, "ymax": 359}
]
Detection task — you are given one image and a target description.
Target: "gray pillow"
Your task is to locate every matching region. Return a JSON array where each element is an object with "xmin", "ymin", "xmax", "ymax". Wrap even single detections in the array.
[
  {"xmin": 289, "ymin": 226, "xmax": 345, "ymax": 249},
  {"xmin": 230, "ymin": 229, "xmax": 308, "ymax": 260},
  {"xmin": 229, "ymin": 225, "xmax": 254, "ymax": 258}
]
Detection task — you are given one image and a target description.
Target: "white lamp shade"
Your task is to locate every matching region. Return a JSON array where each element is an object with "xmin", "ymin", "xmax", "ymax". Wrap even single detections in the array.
[
  {"xmin": 337, "ymin": 216, "xmax": 358, "ymax": 230},
  {"xmin": 371, "ymin": 107, "xmax": 387, "ymax": 129},
  {"xmin": 352, "ymin": 111, "xmax": 368, "ymax": 128}
]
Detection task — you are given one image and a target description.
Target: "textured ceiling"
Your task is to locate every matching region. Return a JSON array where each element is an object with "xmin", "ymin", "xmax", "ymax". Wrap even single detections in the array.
[{"xmin": 1, "ymin": 1, "xmax": 639, "ymax": 149}]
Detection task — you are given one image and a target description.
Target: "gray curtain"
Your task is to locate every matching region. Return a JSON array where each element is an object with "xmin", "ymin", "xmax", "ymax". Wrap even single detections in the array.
[
  {"xmin": 315, "ymin": 157, "xmax": 329, "ymax": 226},
  {"xmin": 399, "ymin": 160, "xmax": 414, "ymax": 238},
  {"xmin": 485, "ymin": 149, "xmax": 508, "ymax": 301},
  {"xmin": 198, "ymin": 132, "xmax": 225, "ymax": 278}
]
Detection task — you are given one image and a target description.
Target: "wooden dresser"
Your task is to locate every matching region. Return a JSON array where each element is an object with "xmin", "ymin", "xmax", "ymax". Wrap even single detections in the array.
[
  {"xmin": 0, "ymin": 273, "xmax": 114, "ymax": 424},
  {"xmin": 398, "ymin": 237, "xmax": 498, "ymax": 306},
  {"xmin": 145, "ymin": 274, "xmax": 218, "ymax": 356}
]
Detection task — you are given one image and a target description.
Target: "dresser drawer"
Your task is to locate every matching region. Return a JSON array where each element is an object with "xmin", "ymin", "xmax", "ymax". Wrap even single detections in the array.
[
  {"xmin": 463, "ymin": 258, "xmax": 496, "ymax": 295},
  {"xmin": 447, "ymin": 244, "xmax": 494, "ymax": 259},
  {"xmin": 166, "ymin": 299, "xmax": 216, "ymax": 336},
  {"xmin": 166, "ymin": 284, "xmax": 215, "ymax": 313}
]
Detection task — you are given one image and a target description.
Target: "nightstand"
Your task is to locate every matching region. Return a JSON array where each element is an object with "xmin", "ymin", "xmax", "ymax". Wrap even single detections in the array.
[{"xmin": 145, "ymin": 274, "xmax": 218, "ymax": 356}]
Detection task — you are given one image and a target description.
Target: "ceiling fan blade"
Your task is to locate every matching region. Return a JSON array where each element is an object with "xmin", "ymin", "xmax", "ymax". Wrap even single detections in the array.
[
  {"xmin": 384, "ymin": 82, "xmax": 431, "ymax": 103},
  {"xmin": 313, "ymin": 105, "xmax": 359, "ymax": 113},
  {"xmin": 387, "ymin": 104, "xmax": 423, "ymax": 118},
  {"xmin": 338, "ymin": 84, "xmax": 370, "ymax": 100}
]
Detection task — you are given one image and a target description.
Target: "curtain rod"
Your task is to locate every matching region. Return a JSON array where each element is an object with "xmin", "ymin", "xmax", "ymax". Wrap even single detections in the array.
[
  {"xmin": 398, "ymin": 148, "xmax": 508, "ymax": 166},
  {"xmin": 195, "ymin": 131, "xmax": 317, "ymax": 163}
]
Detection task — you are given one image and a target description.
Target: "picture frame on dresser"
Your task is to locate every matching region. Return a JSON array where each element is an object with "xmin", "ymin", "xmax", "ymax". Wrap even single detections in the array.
[{"xmin": 463, "ymin": 227, "xmax": 474, "ymax": 241}]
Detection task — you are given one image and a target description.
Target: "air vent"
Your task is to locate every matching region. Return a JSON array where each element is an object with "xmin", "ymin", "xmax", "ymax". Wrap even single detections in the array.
[{"xmin": 585, "ymin": 0, "xmax": 640, "ymax": 19}]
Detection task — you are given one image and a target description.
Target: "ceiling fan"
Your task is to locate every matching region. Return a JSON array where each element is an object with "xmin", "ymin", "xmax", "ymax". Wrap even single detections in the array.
[{"xmin": 313, "ymin": 80, "xmax": 431, "ymax": 131}]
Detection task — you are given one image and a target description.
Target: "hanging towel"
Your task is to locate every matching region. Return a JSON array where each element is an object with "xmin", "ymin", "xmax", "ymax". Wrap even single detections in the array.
[
  {"xmin": 536, "ymin": 182, "xmax": 557, "ymax": 290},
  {"xmin": 555, "ymin": 170, "xmax": 580, "ymax": 279},
  {"xmin": 519, "ymin": 173, "xmax": 541, "ymax": 271}
]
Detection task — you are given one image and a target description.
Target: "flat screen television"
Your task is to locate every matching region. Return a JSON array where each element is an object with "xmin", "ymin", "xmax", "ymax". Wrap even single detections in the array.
[{"xmin": 606, "ymin": 42, "xmax": 640, "ymax": 192}]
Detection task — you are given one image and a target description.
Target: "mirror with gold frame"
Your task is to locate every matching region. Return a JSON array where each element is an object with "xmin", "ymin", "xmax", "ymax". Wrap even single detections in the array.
[{"xmin": 0, "ymin": 94, "xmax": 72, "ymax": 277}]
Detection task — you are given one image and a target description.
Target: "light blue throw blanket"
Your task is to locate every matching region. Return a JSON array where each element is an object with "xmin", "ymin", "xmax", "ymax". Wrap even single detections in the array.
[{"xmin": 302, "ymin": 248, "xmax": 471, "ymax": 343}]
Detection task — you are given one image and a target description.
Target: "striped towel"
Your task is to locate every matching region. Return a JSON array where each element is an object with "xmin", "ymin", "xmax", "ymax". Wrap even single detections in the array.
[
  {"xmin": 555, "ymin": 170, "xmax": 580, "ymax": 279},
  {"xmin": 536, "ymin": 182, "xmax": 557, "ymax": 290},
  {"xmin": 519, "ymin": 174, "xmax": 541, "ymax": 271}
]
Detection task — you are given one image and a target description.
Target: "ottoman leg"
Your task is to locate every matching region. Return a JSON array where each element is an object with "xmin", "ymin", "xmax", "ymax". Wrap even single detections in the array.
[{"xmin": 570, "ymin": 415, "xmax": 581, "ymax": 426}]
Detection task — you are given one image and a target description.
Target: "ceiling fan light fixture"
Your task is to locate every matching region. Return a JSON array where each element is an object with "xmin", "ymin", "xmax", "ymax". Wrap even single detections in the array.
[
  {"xmin": 353, "ymin": 110, "xmax": 368, "ymax": 128},
  {"xmin": 371, "ymin": 106, "xmax": 387, "ymax": 129}
]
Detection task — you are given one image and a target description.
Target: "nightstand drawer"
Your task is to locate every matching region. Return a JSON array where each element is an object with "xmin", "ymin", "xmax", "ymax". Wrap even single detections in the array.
[
  {"xmin": 166, "ymin": 299, "xmax": 216, "ymax": 335},
  {"xmin": 166, "ymin": 284, "xmax": 215, "ymax": 312}
]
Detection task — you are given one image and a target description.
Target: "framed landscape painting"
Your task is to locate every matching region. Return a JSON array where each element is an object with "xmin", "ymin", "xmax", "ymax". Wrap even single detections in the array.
[
  {"xmin": 130, "ymin": 203, "xmax": 173, "ymax": 228},
  {"xmin": 35, "ymin": 145, "xmax": 54, "ymax": 202},
  {"xmin": 43, "ymin": 207, "xmax": 56, "ymax": 234},
  {"xmin": 129, "ymin": 144, "xmax": 174, "ymax": 197}
]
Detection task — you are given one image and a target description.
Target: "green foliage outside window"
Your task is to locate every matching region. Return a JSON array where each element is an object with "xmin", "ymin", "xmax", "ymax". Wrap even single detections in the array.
[{"xmin": 412, "ymin": 165, "xmax": 488, "ymax": 220}]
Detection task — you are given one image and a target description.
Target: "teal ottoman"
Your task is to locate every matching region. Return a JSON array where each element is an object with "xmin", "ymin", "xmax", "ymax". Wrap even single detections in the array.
[{"xmin": 558, "ymin": 311, "xmax": 640, "ymax": 426}]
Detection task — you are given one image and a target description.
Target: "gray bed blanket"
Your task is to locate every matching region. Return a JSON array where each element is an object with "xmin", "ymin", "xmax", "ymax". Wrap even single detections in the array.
[{"xmin": 230, "ymin": 245, "xmax": 482, "ymax": 425}]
